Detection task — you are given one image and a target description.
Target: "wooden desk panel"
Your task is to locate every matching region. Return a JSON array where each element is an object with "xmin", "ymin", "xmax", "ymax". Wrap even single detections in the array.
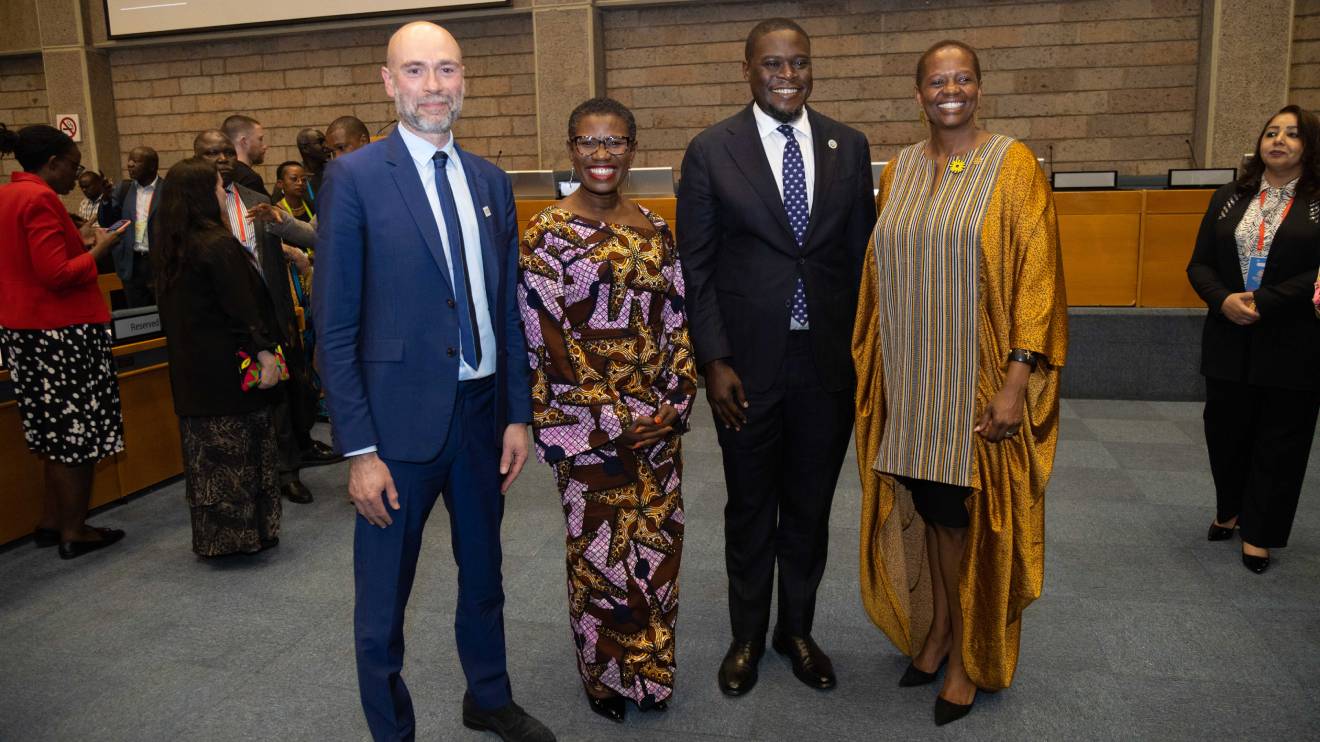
[
  {"xmin": 1141, "ymin": 190, "xmax": 1213, "ymax": 308},
  {"xmin": 115, "ymin": 363, "xmax": 183, "ymax": 496},
  {"xmin": 1054, "ymin": 191, "xmax": 1144, "ymax": 306},
  {"xmin": 1, "ymin": 336, "xmax": 181, "ymax": 546}
]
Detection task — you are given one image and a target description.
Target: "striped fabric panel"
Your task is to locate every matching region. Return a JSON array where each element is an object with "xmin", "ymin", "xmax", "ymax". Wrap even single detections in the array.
[{"xmin": 872, "ymin": 135, "xmax": 1013, "ymax": 487}]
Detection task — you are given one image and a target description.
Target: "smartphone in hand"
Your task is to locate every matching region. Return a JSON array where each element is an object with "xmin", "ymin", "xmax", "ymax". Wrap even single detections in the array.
[{"xmin": 107, "ymin": 219, "xmax": 131, "ymax": 232}]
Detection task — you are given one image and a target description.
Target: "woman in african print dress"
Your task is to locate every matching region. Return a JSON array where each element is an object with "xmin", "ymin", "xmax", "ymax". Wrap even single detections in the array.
[{"xmin": 518, "ymin": 98, "xmax": 696, "ymax": 724}]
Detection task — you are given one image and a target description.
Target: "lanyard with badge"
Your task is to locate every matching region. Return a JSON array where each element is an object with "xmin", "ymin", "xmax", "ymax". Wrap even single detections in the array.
[{"xmin": 1245, "ymin": 189, "xmax": 1293, "ymax": 291}]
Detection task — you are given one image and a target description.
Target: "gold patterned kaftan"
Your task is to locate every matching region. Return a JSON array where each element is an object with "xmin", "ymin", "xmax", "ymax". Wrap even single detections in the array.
[{"xmin": 853, "ymin": 137, "xmax": 1068, "ymax": 690}]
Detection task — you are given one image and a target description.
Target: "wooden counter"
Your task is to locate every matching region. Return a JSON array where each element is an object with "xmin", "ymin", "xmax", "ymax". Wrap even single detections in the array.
[
  {"xmin": 1140, "ymin": 190, "xmax": 1213, "ymax": 308},
  {"xmin": 1053, "ymin": 190, "xmax": 1144, "ymax": 306},
  {"xmin": 0, "ymin": 337, "xmax": 183, "ymax": 545},
  {"xmin": 516, "ymin": 193, "xmax": 1206, "ymax": 308}
]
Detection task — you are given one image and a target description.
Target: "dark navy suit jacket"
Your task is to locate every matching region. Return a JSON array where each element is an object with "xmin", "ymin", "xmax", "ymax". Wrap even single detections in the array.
[{"xmin": 313, "ymin": 128, "xmax": 532, "ymax": 462}]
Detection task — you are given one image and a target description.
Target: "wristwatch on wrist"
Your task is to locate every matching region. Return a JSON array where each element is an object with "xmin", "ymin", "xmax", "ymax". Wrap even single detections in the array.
[{"xmin": 1008, "ymin": 348, "xmax": 1038, "ymax": 368}]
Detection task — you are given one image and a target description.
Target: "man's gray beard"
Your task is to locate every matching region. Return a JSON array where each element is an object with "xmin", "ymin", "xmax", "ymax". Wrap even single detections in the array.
[{"xmin": 397, "ymin": 95, "xmax": 463, "ymax": 136}]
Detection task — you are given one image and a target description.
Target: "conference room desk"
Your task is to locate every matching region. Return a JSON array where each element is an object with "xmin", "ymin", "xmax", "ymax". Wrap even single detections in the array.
[
  {"xmin": 1053, "ymin": 189, "xmax": 1213, "ymax": 307},
  {"xmin": 516, "ymin": 192, "xmax": 1211, "ymax": 309},
  {"xmin": 0, "ymin": 337, "xmax": 183, "ymax": 546}
]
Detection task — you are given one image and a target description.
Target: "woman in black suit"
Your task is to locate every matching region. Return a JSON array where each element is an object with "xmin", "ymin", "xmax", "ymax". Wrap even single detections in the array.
[
  {"xmin": 153, "ymin": 157, "xmax": 287, "ymax": 558},
  {"xmin": 1187, "ymin": 104, "xmax": 1320, "ymax": 574}
]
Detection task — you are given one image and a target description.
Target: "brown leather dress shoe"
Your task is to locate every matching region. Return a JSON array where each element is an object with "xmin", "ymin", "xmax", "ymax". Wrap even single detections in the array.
[
  {"xmin": 772, "ymin": 632, "xmax": 836, "ymax": 689},
  {"xmin": 282, "ymin": 480, "xmax": 314, "ymax": 504},
  {"xmin": 717, "ymin": 639, "xmax": 764, "ymax": 697}
]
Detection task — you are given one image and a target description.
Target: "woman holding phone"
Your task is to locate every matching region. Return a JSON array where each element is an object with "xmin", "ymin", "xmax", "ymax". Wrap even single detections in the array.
[{"xmin": 0, "ymin": 123, "xmax": 128, "ymax": 559}]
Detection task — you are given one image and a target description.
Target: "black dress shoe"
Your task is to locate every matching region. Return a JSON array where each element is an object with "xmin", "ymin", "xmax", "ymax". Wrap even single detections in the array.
[
  {"xmin": 718, "ymin": 640, "xmax": 764, "ymax": 697},
  {"xmin": 58, "ymin": 528, "xmax": 125, "ymax": 560},
  {"xmin": 1207, "ymin": 522, "xmax": 1236, "ymax": 541},
  {"xmin": 33, "ymin": 527, "xmax": 60, "ymax": 548},
  {"xmin": 299, "ymin": 440, "xmax": 344, "ymax": 468},
  {"xmin": 771, "ymin": 632, "xmax": 836, "ymax": 690},
  {"xmin": 645, "ymin": 699, "xmax": 668, "ymax": 713},
  {"xmin": 934, "ymin": 694, "xmax": 974, "ymax": 726},
  {"xmin": 587, "ymin": 696, "xmax": 625, "ymax": 723},
  {"xmin": 899, "ymin": 656, "xmax": 947, "ymax": 687},
  {"xmin": 461, "ymin": 694, "xmax": 556, "ymax": 741},
  {"xmin": 1242, "ymin": 552, "xmax": 1270, "ymax": 574},
  {"xmin": 282, "ymin": 480, "xmax": 314, "ymax": 504}
]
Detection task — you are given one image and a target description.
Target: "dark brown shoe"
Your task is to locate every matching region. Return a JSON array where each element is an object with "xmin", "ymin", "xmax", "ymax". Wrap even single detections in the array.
[
  {"xmin": 717, "ymin": 639, "xmax": 764, "ymax": 697},
  {"xmin": 282, "ymin": 480, "xmax": 314, "ymax": 504},
  {"xmin": 772, "ymin": 631, "xmax": 836, "ymax": 690}
]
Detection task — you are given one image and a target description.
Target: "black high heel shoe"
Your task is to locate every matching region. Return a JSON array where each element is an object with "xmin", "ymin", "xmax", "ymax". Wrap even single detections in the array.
[
  {"xmin": 934, "ymin": 693, "xmax": 975, "ymax": 726},
  {"xmin": 1206, "ymin": 522, "xmax": 1236, "ymax": 541},
  {"xmin": 587, "ymin": 696, "xmax": 626, "ymax": 723},
  {"xmin": 899, "ymin": 656, "xmax": 947, "ymax": 687},
  {"xmin": 1241, "ymin": 552, "xmax": 1270, "ymax": 574}
]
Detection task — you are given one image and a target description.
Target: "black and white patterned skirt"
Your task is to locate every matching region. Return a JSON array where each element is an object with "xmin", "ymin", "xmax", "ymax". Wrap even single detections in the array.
[{"xmin": 0, "ymin": 324, "xmax": 124, "ymax": 466}]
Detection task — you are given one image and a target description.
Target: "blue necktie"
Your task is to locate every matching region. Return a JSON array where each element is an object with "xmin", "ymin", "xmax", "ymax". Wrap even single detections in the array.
[
  {"xmin": 432, "ymin": 151, "xmax": 481, "ymax": 368},
  {"xmin": 779, "ymin": 124, "xmax": 810, "ymax": 326}
]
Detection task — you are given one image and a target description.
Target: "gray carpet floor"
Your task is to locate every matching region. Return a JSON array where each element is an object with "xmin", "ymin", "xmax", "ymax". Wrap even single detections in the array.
[{"xmin": 2, "ymin": 397, "xmax": 1318, "ymax": 741}]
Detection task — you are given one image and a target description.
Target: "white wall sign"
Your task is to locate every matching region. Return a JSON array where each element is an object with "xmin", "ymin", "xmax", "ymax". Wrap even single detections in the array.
[{"xmin": 55, "ymin": 114, "xmax": 81, "ymax": 142}]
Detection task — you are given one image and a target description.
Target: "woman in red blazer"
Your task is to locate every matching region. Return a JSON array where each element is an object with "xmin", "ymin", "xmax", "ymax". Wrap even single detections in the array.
[{"xmin": 0, "ymin": 123, "xmax": 128, "ymax": 559}]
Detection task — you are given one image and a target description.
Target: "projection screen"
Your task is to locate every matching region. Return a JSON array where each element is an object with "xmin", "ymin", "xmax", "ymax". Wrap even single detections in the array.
[{"xmin": 105, "ymin": 0, "xmax": 507, "ymax": 38}]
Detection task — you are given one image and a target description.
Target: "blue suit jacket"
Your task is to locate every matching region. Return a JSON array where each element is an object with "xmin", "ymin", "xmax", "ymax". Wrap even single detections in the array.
[
  {"xmin": 111, "ymin": 176, "xmax": 162, "ymax": 282},
  {"xmin": 312, "ymin": 128, "xmax": 532, "ymax": 462}
]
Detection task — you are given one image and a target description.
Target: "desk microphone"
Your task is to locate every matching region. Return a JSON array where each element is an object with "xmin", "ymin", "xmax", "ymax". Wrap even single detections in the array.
[
  {"xmin": 1047, "ymin": 143, "xmax": 1054, "ymax": 174},
  {"xmin": 1185, "ymin": 138, "xmax": 1198, "ymax": 168},
  {"xmin": 493, "ymin": 150, "xmax": 503, "ymax": 169}
]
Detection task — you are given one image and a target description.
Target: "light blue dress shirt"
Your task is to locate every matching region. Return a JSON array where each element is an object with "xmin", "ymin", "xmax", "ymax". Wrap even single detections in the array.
[
  {"xmin": 397, "ymin": 123, "xmax": 497, "ymax": 381},
  {"xmin": 344, "ymin": 125, "xmax": 499, "ymax": 459}
]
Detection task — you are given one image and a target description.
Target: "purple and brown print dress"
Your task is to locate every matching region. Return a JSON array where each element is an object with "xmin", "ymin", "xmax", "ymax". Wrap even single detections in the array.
[{"xmin": 518, "ymin": 204, "xmax": 697, "ymax": 707}]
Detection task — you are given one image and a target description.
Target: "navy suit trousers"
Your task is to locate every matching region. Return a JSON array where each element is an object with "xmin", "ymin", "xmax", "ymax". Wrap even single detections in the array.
[{"xmin": 353, "ymin": 376, "xmax": 511, "ymax": 742}]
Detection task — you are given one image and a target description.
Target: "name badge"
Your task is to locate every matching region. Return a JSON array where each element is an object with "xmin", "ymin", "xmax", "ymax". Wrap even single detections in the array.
[
  {"xmin": 482, "ymin": 205, "xmax": 492, "ymax": 218},
  {"xmin": 1244, "ymin": 255, "xmax": 1267, "ymax": 292}
]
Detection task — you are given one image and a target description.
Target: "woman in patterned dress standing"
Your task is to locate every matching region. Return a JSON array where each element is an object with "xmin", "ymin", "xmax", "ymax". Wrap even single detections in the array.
[
  {"xmin": 518, "ymin": 97, "xmax": 697, "ymax": 723},
  {"xmin": 153, "ymin": 157, "xmax": 286, "ymax": 558},
  {"xmin": 853, "ymin": 41, "xmax": 1068, "ymax": 725}
]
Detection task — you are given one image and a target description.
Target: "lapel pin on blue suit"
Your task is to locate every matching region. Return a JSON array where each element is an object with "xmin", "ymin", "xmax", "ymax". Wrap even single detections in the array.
[
  {"xmin": 483, "ymin": 205, "xmax": 492, "ymax": 217},
  {"xmin": 828, "ymin": 139, "xmax": 838, "ymax": 149}
]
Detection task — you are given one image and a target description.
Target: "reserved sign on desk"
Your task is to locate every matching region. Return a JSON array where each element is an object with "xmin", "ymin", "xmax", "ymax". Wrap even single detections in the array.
[{"xmin": 112, "ymin": 312, "xmax": 162, "ymax": 342}]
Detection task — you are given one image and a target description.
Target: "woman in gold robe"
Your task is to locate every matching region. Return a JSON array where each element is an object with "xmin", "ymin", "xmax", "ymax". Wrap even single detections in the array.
[{"xmin": 853, "ymin": 40, "xmax": 1067, "ymax": 726}]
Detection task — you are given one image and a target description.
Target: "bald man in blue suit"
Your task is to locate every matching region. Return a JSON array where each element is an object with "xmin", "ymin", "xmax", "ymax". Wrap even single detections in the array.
[{"xmin": 313, "ymin": 22, "xmax": 555, "ymax": 742}]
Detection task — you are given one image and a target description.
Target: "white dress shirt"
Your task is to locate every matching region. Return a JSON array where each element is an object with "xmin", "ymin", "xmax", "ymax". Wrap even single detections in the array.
[
  {"xmin": 752, "ymin": 103, "xmax": 814, "ymax": 330},
  {"xmin": 224, "ymin": 184, "xmax": 260, "ymax": 262},
  {"xmin": 752, "ymin": 102, "xmax": 815, "ymax": 212},
  {"xmin": 133, "ymin": 180, "xmax": 158, "ymax": 253}
]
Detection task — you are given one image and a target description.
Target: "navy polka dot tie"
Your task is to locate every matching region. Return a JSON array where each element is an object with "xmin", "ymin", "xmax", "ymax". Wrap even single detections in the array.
[{"xmin": 779, "ymin": 124, "xmax": 810, "ymax": 326}]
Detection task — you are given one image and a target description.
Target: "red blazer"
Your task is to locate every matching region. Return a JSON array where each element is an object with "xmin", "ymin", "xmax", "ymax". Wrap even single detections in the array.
[{"xmin": 0, "ymin": 172, "xmax": 108, "ymax": 330}]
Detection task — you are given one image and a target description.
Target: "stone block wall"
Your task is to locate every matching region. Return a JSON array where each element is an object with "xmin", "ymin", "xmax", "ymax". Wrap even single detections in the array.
[
  {"xmin": 107, "ymin": 14, "xmax": 538, "ymax": 183},
  {"xmin": 1292, "ymin": 0, "xmax": 1320, "ymax": 111},
  {"xmin": 0, "ymin": 55, "xmax": 48, "ymax": 180},
  {"xmin": 604, "ymin": 0, "xmax": 1202, "ymax": 174}
]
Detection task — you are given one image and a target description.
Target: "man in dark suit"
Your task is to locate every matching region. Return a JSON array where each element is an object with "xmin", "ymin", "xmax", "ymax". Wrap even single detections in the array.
[
  {"xmin": 194, "ymin": 129, "xmax": 328, "ymax": 505},
  {"xmin": 111, "ymin": 146, "xmax": 161, "ymax": 307},
  {"xmin": 677, "ymin": 18, "xmax": 877, "ymax": 697},
  {"xmin": 313, "ymin": 22, "xmax": 553, "ymax": 742}
]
